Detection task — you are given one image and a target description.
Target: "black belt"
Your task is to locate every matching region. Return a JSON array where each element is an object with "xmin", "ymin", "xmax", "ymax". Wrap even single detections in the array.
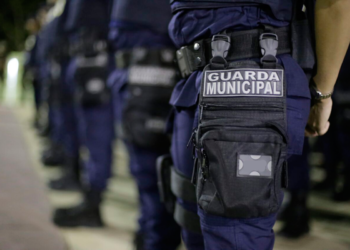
[{"xmin": 176, "ymin": 26, "xmax": 291, "ymax": 78}]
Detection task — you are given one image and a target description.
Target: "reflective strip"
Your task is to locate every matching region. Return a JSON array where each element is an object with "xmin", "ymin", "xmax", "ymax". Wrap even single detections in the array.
[{"xmin": 128, "ymin": 66, "xmax": 176, "ymax": 86}]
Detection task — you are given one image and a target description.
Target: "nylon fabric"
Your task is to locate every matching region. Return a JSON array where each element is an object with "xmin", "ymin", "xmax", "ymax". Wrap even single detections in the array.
[
  {"xmin": 111, "ymin": 0, "xmax": 172, "ymax": 34},
  {"xmin": 170, "ymin": 0, "xmax": 293, "ymax": 22}
]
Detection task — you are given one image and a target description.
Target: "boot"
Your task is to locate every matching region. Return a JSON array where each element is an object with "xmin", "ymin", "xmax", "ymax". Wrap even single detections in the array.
[
  {"xmin": 53, "ymin": 189, "xmax": 104, "ymax": 228},
  {"xmin": 49, "ymin": 156, "xmax": 81, "ymax": 191},
  {"xmin": 133, "ymin": 232, "xmax": 145, "ymax": 250},
  {"xmin": 279, "ymin": 191, "xmax": 310, "ymax": 238},
  {"xmin": 41, "ymin": 144, "xmax": 65, "ymax": 167}
]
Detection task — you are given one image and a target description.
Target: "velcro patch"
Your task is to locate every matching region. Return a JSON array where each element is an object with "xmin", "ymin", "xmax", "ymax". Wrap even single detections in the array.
[
  {"xmin": 238, "ymin": 155, "xmax": 273, "ymax": 178},
  {"xmin": 203, "ymin": 69, "xmax": 284, "ymax": 98},
  {"xmin": 129, "ymin": 66, "xmax": 176, "ymax": 87}
]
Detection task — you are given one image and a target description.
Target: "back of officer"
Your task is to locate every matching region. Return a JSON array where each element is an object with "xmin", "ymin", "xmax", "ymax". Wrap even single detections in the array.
[
  {"xmin": 53, "ymin": 0, "xmax": 115, "ymax": 227},
  {"xmin": 168, "ymin": 0, "xmax": 314, "ymax": 249},
  {"xmin": 108, "ymin": 0, "xmax": 181, "ymax": 249}
]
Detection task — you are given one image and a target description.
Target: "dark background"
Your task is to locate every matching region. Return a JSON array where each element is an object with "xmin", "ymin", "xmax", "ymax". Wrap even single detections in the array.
[{"xmin": 0, "ymin": 0, "xmax": 44, "ymax": 51}]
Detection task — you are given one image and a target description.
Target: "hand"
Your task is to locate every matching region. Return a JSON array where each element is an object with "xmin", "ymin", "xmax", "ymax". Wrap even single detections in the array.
[{"xmin": 305, "ymin": 98, "xmax": 332, "ymax": 137}]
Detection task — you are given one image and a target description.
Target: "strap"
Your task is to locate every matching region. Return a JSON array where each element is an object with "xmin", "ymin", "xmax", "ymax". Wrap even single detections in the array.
[
  {"xmin": 115, "ymin": 48, "xmax": 176, "ymax": 69},
  {"xmin": 176, "ymin": 26, "xmax": 291, "ymax": 78},
  {"xmin": 171, "ymin": 168, "xmax": 197, "ymax": 203},
  {"xmin": 174, "ymin": 203, "xmax": 202, "ymax": 233}
]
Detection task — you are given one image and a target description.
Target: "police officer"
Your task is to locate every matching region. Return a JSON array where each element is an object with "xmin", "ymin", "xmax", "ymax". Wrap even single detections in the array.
[
  {"xmin": 35, "ymin": 5, "xmax": 68, "ymax": 169},
  {"xmin": 168, "ymin": 0, "xmax": 350, "ymax": 249},
  {"xmin": 108, "ymin": 0, "xmax": 182, "ymax": 249},
  {"xmin": 52, "ymin": 0, "xmax": 115, "ymax": 227},
  {"xmin": 40, "ymin": 1, "xmax": 82, "ymax": 191}
]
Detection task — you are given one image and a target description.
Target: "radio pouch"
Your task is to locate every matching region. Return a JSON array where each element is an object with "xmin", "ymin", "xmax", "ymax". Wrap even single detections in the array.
[
  {"xmin": 74, "ymin": 52, "xmax": 110, "ymax": 107},
  {"xmin": 122, "ymin": 49, "xmax": 177, "ymax": 150},
  {"xmin": 192, "ymin": 33, "xmax": 289, "ymax": 219}
]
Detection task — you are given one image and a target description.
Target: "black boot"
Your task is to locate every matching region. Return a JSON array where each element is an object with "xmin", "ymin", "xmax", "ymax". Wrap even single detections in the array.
[
  {"xmin": 279, "ymin": 191, "xmax": 310, "ymax": 238},
  {"xmin": 49, "ymin": 156, "xmax": 81, "ymax": 191},
  {"xmin": 41, "ymin": 144, "xmax": 65, "ymax": 167},
  {"xmin": 133, "ymin": 232, "xmax": 145, "ymax": 250},
  {"xmin": 53, "ymin": 189, "xmax": 104, "ymax": 228}
]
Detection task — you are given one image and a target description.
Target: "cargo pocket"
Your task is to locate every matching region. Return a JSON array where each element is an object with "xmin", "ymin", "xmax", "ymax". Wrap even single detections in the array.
[{"xmin": 196, "ymin": 119, "xmax": 287, "ymax": 218}]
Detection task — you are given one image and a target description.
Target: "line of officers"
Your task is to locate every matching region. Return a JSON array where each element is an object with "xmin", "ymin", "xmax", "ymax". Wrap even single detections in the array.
[{"xmin": 23, "ymin": 0, "xmax": 350, "ymax": 250}]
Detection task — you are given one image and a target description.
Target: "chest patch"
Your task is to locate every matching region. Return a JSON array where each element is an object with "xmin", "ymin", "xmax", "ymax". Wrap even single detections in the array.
[{"xmin": 203, "ymin": 68, "xmax": 284, "ymax": 98}]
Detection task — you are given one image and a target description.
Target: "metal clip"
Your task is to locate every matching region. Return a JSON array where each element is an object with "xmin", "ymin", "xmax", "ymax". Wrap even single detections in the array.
[
  {"xmin": 259, "ymin": 33, "xmax": 279, "ymax": 63},
  {"xmin": 211, "ymin": 34, "xmax": 231, "ymax": 59}
]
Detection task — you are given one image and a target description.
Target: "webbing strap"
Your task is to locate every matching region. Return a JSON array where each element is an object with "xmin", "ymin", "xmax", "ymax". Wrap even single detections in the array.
[
  {"xmin": 174, "ymin": 203, "xmax": 202, "ymax": 233},
  {"xmin": 171, "ymin": 168, "xmax": 197, "ymax": 203},
  {"xmin": 115, "ymin": 48, "xmax": 176, "ymax": 69},
  {"xmin": 176, "ymin": 26, "xmax": 291, "ymax": 78}
]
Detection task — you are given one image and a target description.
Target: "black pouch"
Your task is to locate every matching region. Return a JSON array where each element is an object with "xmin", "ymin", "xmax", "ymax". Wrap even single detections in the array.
[
  {"xmin": 157, "ymin": 155, "xmax": 176, "ymax": 214},
  {"xmin": 194, "ymin": 59, "xmax": 288, "ymax": 219},
  {"xmin": 74, "ymin": 52, "xmax": 110, "ymax": 107},
  {"xmin": 122, "ymin": 49, "xmax": 177, "ymax": 150}
]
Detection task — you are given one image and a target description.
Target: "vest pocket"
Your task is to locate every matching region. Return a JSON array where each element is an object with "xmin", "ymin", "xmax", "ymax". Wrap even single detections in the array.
[{"xmin": 196, "ymin": 120, "xmax": 287, "ymax": 218}]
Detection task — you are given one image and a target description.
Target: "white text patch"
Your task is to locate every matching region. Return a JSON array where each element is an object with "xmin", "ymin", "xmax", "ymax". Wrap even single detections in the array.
[{"xmin": 203, "ymin": 68, "xmax": 284, "ymax": 98}]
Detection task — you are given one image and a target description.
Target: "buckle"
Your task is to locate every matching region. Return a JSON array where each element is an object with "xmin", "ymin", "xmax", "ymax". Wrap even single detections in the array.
[
  {"xmin": 176, "ymin": 47, "xmax": 192, "ymax": 78},
  {"xmin": 211, "ymin": 34, "xmax": 231, "ymax": 59},
  {"xmin": 259, "ymin": 33, "xmax": 279, "ymax": 63}
]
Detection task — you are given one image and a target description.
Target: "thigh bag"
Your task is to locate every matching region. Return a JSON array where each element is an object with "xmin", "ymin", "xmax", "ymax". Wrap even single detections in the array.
[
  {"xmin": 191, "ymin": 35, "xmax": 289, "ymax": 219},
  {"xmin": 74, "ymin": 52, "xmax": 110, "ymax": 107},
  {"xmin": 121, "ymin": 49, "xmax": 177, "ymax": 150}
]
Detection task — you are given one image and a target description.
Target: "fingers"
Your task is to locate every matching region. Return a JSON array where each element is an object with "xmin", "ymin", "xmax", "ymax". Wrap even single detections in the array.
[
  {"xmin": 304, "ymin": 122, "xmax": 330, "ymax": 137},
  {"xmin": 305, "ymin": 125, "xmax": 317, "ymax": 137},
  {"xmin": 316, "ymin": 121, "xmax": 330, "ymax": 136}
]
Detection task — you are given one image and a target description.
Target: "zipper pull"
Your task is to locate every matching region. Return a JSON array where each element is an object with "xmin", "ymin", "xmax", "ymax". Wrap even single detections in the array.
[
  {"xmin": 191, "ymin": 157, "xmax": 199, "ymax": 186},
  {"xmin": 199, "ymin": 103, "xmax": 207, "ymax": 123},
  {"xmin": 201, "ymin": 149, "xmax": 208, "ymax": 182}
]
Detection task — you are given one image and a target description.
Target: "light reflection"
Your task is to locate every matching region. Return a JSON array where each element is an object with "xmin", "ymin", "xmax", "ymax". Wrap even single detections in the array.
[{"xmin": 4, "ymin": 58, "xmax": 20, "ymax": 105}]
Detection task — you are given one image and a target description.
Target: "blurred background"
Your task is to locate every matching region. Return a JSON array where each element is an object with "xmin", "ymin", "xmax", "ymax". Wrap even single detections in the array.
[{"xmin": 1, "ymin": 1, "xmax": 350, "ymax": 250}]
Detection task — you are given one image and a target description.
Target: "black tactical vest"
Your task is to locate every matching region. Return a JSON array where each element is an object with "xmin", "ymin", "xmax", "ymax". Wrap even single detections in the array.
[
  {"xmin": 65, "ymin": 0, "xmax": 110, "ymax": 33},
  {"xmin": 170, "ymin": 0, "xmax": 294, "ymax": 21},
  {"xmin": 111, "ymin": 0, "xmax": 172, "ymax": 34}
]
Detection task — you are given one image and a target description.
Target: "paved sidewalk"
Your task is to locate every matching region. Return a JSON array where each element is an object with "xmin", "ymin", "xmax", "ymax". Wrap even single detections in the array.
[{"xmin": 0, "ymin": 105, "xmax": 67, "ymax": 250}]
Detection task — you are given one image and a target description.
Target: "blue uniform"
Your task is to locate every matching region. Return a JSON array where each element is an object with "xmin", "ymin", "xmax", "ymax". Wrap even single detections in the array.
[
  {"xmin": 64, "ymin": 0, "xmax": 114, "ymax": 191},
  {"xmin": 108, "ymin": 2, "xmax": 181, "ymax": 248},
  {"xmin": 37, "ymin": 16, "xmax": 75, "ymax": 157},
  {"xmin": 168, "ymin": 6, "xmax": 311, "ymax": 250}
]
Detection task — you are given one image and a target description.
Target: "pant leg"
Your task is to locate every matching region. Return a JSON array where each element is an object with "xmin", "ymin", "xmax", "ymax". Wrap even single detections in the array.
[
  {"xmin": 287, "ymin": 138, "xmax": 310, "ymax": 192},
  {"xmin": 171, "ymin": 107, "xmax": 206, "ymax": 250},
  {"xmin": 79, "ymin": 102, "xmax": 114, "ymax": 191},
  {"xmin": 61, "ymin": 103, "xmax": 80, "ymax": 158},
  {"xmin": 128, "ymin": 144, "xmax": 181, "ymax": 250}
]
